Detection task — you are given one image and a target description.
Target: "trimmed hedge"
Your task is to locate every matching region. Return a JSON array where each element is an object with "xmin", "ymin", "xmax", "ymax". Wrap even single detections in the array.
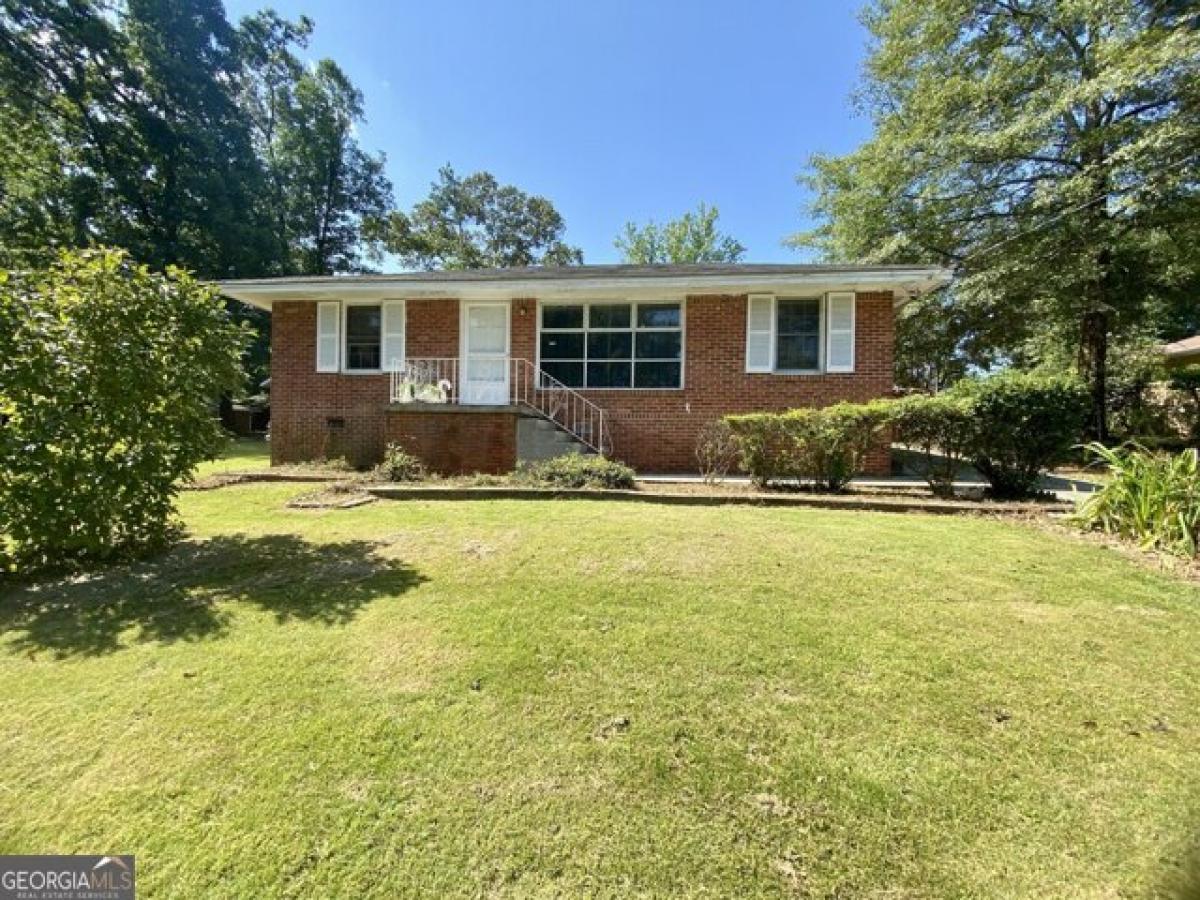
[
  {"xmin": 723, "ymin": 372, "xmax": 1088, "ymax": 498},
  {"xmin": 726, "ymin": 401, "xmax": 891, "ymax": 491},
  {"xmin": 889, "ymin": 392, "xmax": 976, "ymax": 497}
]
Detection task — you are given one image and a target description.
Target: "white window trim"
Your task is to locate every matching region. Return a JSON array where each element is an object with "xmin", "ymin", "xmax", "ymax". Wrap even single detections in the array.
[
  {"xmin": 747, "ymin": 293, "xmax": 857, "ymax": 376},
  {"xmin": 536, "ymin": 299, "xmax": 686, "ymax": 391}
]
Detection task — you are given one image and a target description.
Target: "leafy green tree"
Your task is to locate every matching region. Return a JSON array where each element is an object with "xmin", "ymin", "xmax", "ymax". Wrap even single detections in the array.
[
  {"xmin": 276, "ymin": 60, "xmax": 392, "ymax": 275},
  {"xmin": 0, "ymin": 0, "xmax": 278, "ymax": 276},
  {"xmin": 236, "ymin": 9, "xmax": 315, "ymax": 273},
  {"xmin": 380, "ymin": 165, "xmax": 582, "ymax": 269},
  {"xmin": 0, "ymin": 3, "xmax": 390, "ymax": 281},
  {"xmin": 616, "ymin": 203, "xmax": 745, "ymax": 264},
  {"xmin": 121, "ymin": 0, "xmax": 275, "ymax": 276},
  {"xmin": 0, "ymin": 0, "xmax": 138, "ymax": 266},
  {"xmin": 0, "ymin": 4, "xmax": 392, "ymax": 391},
  {"xmin": 0, "ymin": 249, "xmax": 248, "ymax": 571},
  {"xmin": 233, "ymin": 14, "xmax": 392, "ymax": 387},
  {"xmin": 794, "ymin": 0, "xmax": 1200, "ymax": 439}
]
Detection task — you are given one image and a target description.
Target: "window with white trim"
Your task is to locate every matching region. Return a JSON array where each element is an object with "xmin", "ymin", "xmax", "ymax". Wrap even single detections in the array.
[
  {"xmin": 539, "ymin": 301, "xmax": 683, "ymax": 388},
  {"xmin": 315, "ymin": 299, "xmax": 405, "ymax": 373},
  {"xmin": 745, "ymin": 293, "xmax": 855, "ymax": 374}
]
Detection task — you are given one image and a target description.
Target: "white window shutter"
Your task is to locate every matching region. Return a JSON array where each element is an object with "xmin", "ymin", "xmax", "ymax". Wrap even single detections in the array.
[
  {"xmin": 745, "ymin": 294, "xmax": 775, "ymax": 373},
  {"xmin": 316, "ymin": 301, "xmax": 340, "ymax": 372},
  {"xmin": 381, "ymin": 300, "xmax": 406, "ymax": 372},
  {"xmin": 825, "ymin": 291, "xmax": 855, "ymax": 373}
]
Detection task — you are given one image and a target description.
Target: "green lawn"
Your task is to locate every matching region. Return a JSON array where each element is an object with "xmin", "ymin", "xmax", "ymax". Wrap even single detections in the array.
[
  {"xmin": 193, "ymin": 435, "xmax": 271, "ymax": 477},
  {"xmin": 2, "ymin": 487, "xmax": 1199, "ymax": 897}
]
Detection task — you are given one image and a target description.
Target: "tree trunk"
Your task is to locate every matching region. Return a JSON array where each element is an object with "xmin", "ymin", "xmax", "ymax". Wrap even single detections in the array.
[
  {"xmin": 1079, "ymin": 129, "xmax": 1112, "ymax": 444},
  {"xmin": 1078, "ymin": 308, "xmax": 1109, "ymax": 442}
]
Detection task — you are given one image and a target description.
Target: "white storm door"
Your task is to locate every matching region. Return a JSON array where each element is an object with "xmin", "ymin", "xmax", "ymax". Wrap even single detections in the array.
[{"xmin": 461, "ymin": 302, "xmax": 510, "ymax": 405}]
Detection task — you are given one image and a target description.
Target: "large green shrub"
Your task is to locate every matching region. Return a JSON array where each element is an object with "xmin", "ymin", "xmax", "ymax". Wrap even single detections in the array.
[
  {"xmin": 889, "ymin": 393, "xmax": 975, "ymax": 497},
  {"xmin": 950, "ymin": 371, "xmax": 1089, "ymax": 499},
  {"xmin": 0, "ymin": 249, "xmax": 247, "ymax": 571},
  {"xmin": 516, "ymin": 454, "xmax": 636, "ymax": 489},
  {"xmin": 1073, "ymin": 443, "xmax": 1200, "ymax": 558},
  {"xmin": 726, "ymin": 401, "xmax": 891, "ymax": 491}
]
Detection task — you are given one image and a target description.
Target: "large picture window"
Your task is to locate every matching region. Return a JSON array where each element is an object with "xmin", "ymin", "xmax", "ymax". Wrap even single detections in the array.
[{"xmin": 539, "ymin": 302, "xmax": 682, "ymax": 388}]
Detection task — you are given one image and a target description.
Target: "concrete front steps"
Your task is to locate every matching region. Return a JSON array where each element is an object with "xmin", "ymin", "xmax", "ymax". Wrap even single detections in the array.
[{"xmin": 517, "ymin": 414, "xmax": 594, "ymax": 462}]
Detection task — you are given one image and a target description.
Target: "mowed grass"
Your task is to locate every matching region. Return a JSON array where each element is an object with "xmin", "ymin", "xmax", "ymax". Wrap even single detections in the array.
[
  {"xmin": 192, "ymin": 435, "xmax": 271, "ymax": 477},
  {"xmin": 2, "ymin": 487, "xmax": 1200, "ymax": 898}
]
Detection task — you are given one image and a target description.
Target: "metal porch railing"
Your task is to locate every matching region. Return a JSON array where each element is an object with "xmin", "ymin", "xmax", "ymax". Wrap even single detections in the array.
[{"xmin": 389, "ymin": 357, "xmax": 611, "ymax": 455}]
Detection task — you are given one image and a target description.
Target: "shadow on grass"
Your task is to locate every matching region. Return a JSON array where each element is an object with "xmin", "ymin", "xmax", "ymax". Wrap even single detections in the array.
[
  {"xmin": 1166, "ymin": 838, "xmax": 1200, "ymax": 900},
  {"xmin": 0, "ymin": 534, "xmax": 426, "ymax": 658}
]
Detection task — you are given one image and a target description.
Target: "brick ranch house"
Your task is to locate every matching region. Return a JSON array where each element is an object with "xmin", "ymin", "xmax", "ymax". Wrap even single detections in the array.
[{"xmin": 220, "ymin": 264, "xmax": 950, "ymax": 475}]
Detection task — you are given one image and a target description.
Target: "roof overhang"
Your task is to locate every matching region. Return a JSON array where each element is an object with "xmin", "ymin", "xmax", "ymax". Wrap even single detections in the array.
[
  {"xmin": 1160, "ymin": 335, "xmax": 1200, "ymax": 364},
  {"xmin": 218, "ymin": 264, "xmax": 953, "ymax": 311}
]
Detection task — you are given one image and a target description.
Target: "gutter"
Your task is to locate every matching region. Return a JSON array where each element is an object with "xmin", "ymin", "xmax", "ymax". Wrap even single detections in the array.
[{"xmin": 220, "ymin": 268, "xmax": 953, "ymax": 310}]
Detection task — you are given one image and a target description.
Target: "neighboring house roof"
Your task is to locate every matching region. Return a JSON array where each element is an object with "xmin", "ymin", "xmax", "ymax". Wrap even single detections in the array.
[
  {"xmin": 219, "ymin": 263, "xmax": 952, "ymax": 310},
  {"xmin": 1160, "ymin": 335, "xmax": 1200, "ymax": 363}
]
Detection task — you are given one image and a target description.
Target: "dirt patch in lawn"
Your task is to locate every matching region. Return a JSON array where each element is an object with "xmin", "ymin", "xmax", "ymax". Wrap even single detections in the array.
[{"xmin": 287, "ymin": 488, "xmax": 377, "ymax": 509}]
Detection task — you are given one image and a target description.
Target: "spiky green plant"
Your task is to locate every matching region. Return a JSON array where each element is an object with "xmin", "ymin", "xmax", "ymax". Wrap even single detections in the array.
[{"xmin": 1073, "ymin": 443, "xmax": 1200, "ymax": 559}]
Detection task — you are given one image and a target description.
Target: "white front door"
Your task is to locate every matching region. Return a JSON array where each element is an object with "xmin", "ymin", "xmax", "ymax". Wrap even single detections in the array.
[{"xmin": 461, "ymin": 302, "xmax": 510, "ymax": 405}]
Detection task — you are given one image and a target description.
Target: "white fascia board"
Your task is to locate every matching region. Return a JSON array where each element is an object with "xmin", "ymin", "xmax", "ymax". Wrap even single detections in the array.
[{"xmin": 220, "ymin": 268, "xmax": 952, "ymax": 310}]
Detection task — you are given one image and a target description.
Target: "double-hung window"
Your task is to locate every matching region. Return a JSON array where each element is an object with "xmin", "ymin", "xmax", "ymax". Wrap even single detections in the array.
[
  {"xmin": 745, "ymin": 292, "xmax": 855, "ymax": 374},
  {"xmin": 539, "ymin": 301, "xmax": 683, "ymax": 388},
  {"xmin": 345, "ymin": 304, "xmax": 382, "ymax": 371},
  {"xmin": 315, "ymin": 299, "xmax": 405, "ymax": 373},
  {"xmin": 775, "ymin": 298, "xmax": 822, "ymax": 371}
]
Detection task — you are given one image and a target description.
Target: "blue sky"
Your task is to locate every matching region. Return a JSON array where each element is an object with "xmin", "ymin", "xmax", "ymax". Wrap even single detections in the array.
[{"xmin": 224, "ymin": 0, "xmax": 873, "ymax": 264}]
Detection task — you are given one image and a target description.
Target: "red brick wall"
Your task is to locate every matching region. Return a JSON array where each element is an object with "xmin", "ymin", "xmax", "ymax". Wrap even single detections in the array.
[
  {"xmin": 514, "ymin": 292, "xmax": 895, "ymax": 474},
  {"xmin": 270, "ymin": 299, "xmax": 460, "ymax": 467},
  {"xmin": 404, "ymin": 298, "xmax": 458, "ymax": 357},
  {"xmin": 384, "ymin": 409, "xmax": 517, "ymax": 475},
  {"xmin": 270, "ymin": 302, "xmax": 384, "ymax": 467},
  {"xmin": 270, "ymin": 292, "xmax": 895, "ymax": 474}
]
